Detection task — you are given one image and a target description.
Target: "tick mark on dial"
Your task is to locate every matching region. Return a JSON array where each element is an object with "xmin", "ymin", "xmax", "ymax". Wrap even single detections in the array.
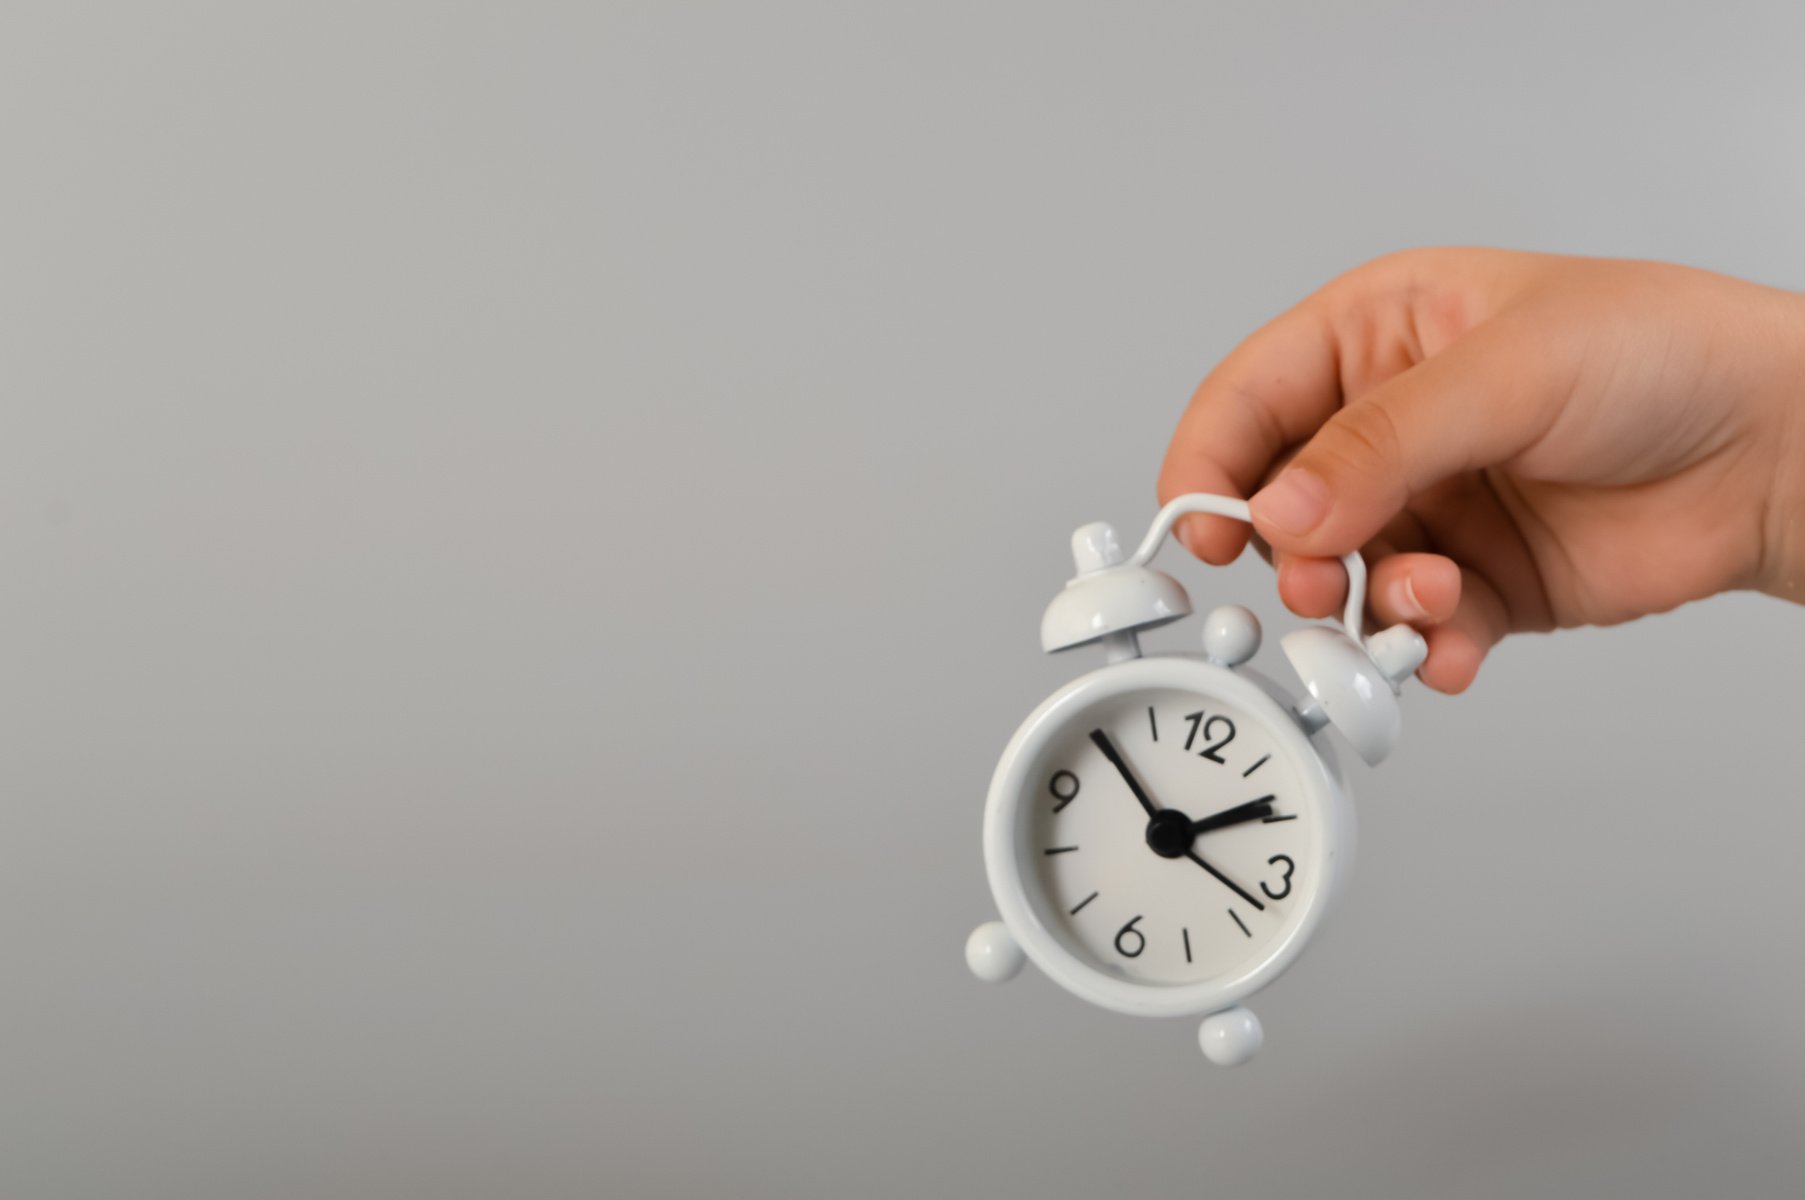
[
  {"xmin": 1182, "ymin": 927, "xmax": 1192, "ymax": 963},
  {"xmin": 1228, "ymin": 909, "xmax": 1251, "ymax": 938},
  {"xmin": 1043, "ymin": 846, "xmax": 1078, "ymax": 856},
  {"xmin": 1148, "ymin": 706, "xmax": 1158, "ymax": 743},
  {"xmin": 1069, "ymin": 891, "xmax": 1099, "ymax": 916},
  {"xmin": 1242, "ymin": 753, "xmax": 1271, "ymax": 778}
]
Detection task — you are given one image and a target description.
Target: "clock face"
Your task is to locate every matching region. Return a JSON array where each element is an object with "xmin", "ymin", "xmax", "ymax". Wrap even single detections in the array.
[{"xmin": 1022, "ymin": 685, "xmax": 1322, "ymax": 988}]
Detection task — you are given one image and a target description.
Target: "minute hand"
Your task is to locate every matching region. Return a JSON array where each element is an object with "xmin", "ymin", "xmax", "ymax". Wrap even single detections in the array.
[
  {"xmin": 1088, "ymin": 729, "xmax": 1158, "ymax": 818},
  {"xmin": 1185, "ymin": 849, "xmax": 1266, "ymax": 912}
]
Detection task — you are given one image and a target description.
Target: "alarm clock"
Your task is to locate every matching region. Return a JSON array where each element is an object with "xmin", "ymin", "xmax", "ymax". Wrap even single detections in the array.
[{"xmin": 965, "ymin": 493, "xmax": 1426, "ymax": 1066}]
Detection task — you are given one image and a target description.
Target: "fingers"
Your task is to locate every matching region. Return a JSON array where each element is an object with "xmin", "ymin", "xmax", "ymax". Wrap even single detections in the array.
[
  {"xmin": 1247, "ymin": 311, "xmax": 1563, "ymax": 560},
  {"xmin": 1264, "ymin": 507, "xmax": 1433, "ymax": 616},
  {"xmin": 1158, "ymin": 251, "xmax": 1544, "ymax": 693},
  {"xmin": 1157, "ymin": 302, "xmax": 1341, "ymax": 564},
  {"xmin": 1416, "ymin": 567, "xmax": 1512, "ymax": 694},
  {"xmin": 1274, "ymin": 551, "xmax": 1461, "ymax": 625},
  {"xmin": 1272, "ymin": 549, "xmax": 1503, "ymax": 692},
  {"xmin": 1273, "ymin": 555, "xmax": 1355, "ymax": 619},
  {"xmin": 1366, "ymin": 553, "xmax": 1463, "ymax": 626}
]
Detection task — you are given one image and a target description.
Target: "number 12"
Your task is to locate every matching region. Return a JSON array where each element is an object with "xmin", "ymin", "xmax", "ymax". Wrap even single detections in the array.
[{"xmin": 1182, "ymin": 710, "xmax": 1236, "ymax": 763}]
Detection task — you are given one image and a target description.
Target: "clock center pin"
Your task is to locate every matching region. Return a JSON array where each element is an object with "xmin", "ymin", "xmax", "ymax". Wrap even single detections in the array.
[{"xmin": 1144, "ymin": 809, "xmax": 1194, "ymax": 859}]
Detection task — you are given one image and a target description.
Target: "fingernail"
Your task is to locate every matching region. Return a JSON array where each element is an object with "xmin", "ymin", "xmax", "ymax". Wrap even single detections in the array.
[
  {"xmin": 1169, "ymin": 512, "xmax": 1198, "ymax": 555},
  {"xmin": 1386, "ymin": 573, "xmax": 1428, "ymax": 621},
  {"xmin": 1250, "ymin": 468, "xmax": 1329, "ymax": 537}
]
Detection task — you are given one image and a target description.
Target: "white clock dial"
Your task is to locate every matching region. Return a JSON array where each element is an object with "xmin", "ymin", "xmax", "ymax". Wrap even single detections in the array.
[{"xmin": 1025, "ymin": 687, "xmax": 1320, "ymax": 987}]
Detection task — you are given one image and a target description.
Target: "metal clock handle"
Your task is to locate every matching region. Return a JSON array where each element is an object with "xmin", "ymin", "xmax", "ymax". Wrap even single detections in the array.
[
  {"xmin": 1130, "ymin": 493, "xmax": 1427, "ymax": 768},
  {"xmin": 1129, "ymin": 494, "xmax": 1368, "ymax": 639}
]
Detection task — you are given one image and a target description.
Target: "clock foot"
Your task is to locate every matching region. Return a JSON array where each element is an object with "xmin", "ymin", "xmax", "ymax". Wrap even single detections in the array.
[
  {"xmin": 965, "ymin": 921, "xmax": 1025, "ymax": 983},
  {"xmin": 1198, "ymin": 1006, "xmax": 1263, "ymax": 1066}
]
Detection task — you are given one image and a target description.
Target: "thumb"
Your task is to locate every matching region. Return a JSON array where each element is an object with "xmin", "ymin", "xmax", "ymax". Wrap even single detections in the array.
[{"xmin": 1247, "ymin": 315, "xmax": 1561, "ymax": 557}]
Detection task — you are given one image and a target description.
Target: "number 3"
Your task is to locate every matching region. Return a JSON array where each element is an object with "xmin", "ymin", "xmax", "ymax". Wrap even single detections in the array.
[{"xmin": 1261, "ymin": 855, "xmax": 1295, "ymax": 901}]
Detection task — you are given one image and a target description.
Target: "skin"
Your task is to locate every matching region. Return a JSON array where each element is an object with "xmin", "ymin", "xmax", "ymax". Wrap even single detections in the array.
[{"xmin": 1157, "ymin": 248, "xmax": 1805, "ymax": 694}]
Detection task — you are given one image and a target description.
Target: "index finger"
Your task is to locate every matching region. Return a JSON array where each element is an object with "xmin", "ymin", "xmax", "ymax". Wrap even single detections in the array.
[{"xmin": 1156, "ymin": 299, "xmax": 1342, "ymax": 564}]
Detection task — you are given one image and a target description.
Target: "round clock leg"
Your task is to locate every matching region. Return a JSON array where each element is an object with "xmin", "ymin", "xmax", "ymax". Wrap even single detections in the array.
[
  {"xmin": 965, "ymin": 921, "xmax": 1025, "ymax": 983},
  {"xmin": 1198, "ymin": 1006, "xmax": 1263, "ymax": 1066}
]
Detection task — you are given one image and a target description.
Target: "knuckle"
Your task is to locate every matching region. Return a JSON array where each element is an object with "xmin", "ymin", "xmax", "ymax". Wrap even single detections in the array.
[
  {"xmin": 1329, "ymin": 247, "xmax": 1436, "ymax": 293},
  {"xmin": 1325, "ymin": 402, "xmax": 1407, "ymax": 477}
]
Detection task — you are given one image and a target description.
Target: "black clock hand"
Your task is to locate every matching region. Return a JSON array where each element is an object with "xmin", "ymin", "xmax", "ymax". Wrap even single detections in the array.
[
  {"xmin": 1090, "ymin": 727, "xmax": 1268, "ymax": 911},
  {"xmin": 1184, "ymin": 849, "xmax": 1266, "ymax": 912},
  {"xmin": 1088, "ymin": 729, "xmax": 1158, "ymax": 818},
  {"xmin": 1189, "ymin": 796, "xmax": 1276, "ymax": 837}
]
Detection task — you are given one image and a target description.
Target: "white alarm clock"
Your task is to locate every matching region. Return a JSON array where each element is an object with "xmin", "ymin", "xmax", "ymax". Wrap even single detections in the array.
[{"xmin": 965, "ymin": 493, "xmax": 1427, "ymax": 1066}]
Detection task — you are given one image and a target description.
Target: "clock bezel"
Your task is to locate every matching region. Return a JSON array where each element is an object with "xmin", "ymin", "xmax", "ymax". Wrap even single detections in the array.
[{"xmin": 982, "ymin": 653, "xmax": 1352, "ymax": 1019}]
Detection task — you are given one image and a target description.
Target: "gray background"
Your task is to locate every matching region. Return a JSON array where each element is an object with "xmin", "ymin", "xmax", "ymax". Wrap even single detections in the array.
[{"xmin": 4, "ymin": 2, "xmax": 1804, "ymax": 1197}]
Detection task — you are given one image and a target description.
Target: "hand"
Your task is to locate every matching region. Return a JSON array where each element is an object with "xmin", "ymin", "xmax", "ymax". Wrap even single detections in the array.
[
  {"xmin": 1088, "ymin": 729, "xmax": 1159, "ymax": 817},
  {"xmin": 1182, "ymin": 849, "xmax": 1265, "ymax": 911},
  {"xmin": 1188, "ymin": 797, "xmax": 1275, "ymax": 837},
  {"xmin": 1158, "ymin": 248, "xmax": 1805, "ymax": 693},
  {"xmin": 1090, "ymin": 729, "xmax": 1265, "ymax": 909},
  {"xmin": 1183, "ymin": 800, "xmax": 1274, "ymax": 911}
]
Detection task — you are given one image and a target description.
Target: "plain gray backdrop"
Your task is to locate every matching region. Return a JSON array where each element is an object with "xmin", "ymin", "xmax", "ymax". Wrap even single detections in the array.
[{"xmin": 5, "ymin": 2, "xmax": 1805, "ymax": 1197}]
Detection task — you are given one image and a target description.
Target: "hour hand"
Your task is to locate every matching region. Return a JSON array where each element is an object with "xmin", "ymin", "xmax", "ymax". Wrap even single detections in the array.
[
  {"xmin": 1088, "ymin": 729, "xmax": 1158, "ymax": 817},
  {"xmin": 1189, "ymin": 796, "xmax": 1275, "ymax": 837}
]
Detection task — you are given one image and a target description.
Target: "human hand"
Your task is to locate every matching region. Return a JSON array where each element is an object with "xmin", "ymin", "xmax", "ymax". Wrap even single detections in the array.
[{"xmin": 1158, "ymin": 248, "xmax": 1805, "ymax": 693}]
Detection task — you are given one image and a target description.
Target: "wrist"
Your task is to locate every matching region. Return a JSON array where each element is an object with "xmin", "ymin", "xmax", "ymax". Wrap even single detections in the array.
[{"xmin": 1760, "ymin": 295, "xmax": 1805, "ymax": 603}]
